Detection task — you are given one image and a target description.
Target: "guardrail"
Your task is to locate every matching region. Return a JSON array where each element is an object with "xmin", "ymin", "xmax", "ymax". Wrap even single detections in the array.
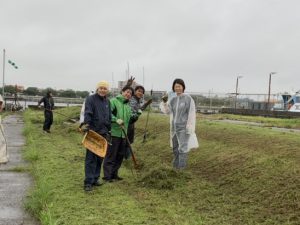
[
  {"xmin": 3, "ymin": 95, "xmax": 84, "ymax": 111},
  {"xmin": 196, "ymin": 106, "xmax": 222, "ymax": 114},
  {"xmin": 4, "ymin": 96, "xmax": 84, "ymax": 104}
]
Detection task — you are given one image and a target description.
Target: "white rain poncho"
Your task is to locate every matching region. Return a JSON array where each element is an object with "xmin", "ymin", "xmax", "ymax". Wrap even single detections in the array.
[
  {"xmin": 0, "ymin": 116, "xmax": 8, "ymax": 163},
  {"xmin": 160, "ymin": 93, "xmax": 199, "ymax": 152},
  {"xmin": 79, "ymin": 100, "xmax": 85, "ymax": 123}
]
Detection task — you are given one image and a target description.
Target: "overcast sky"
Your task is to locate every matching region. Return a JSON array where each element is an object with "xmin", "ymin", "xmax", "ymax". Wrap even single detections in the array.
[{"xmin": 1, "ymin": 0, "xmax": 300, "ymax": 94}]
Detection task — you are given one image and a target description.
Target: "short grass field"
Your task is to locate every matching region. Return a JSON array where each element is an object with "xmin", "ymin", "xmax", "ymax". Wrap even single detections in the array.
[
  {"xmin": 22, "ymin": 107, "xmax": 300, "ymax": 225},
  {"xmin": 202, "ymin": 113, "xmax": 300, "ymax": 129}
]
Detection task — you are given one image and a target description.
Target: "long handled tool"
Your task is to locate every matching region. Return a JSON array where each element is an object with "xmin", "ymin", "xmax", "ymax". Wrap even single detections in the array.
[
  {"xmin": 43, "ymin": 107, "xmax": 108, "ymax": 157},
  {"xmin": 120, "ymin": 124, "xmax": 139, "ymax": 169},
  {"xmin": 143, "ymin": 89, "xmax": 153, "ymax": 143},
  {"xmin": 43, "ymin": 108, "xmax": 77, "ymax": 123}
]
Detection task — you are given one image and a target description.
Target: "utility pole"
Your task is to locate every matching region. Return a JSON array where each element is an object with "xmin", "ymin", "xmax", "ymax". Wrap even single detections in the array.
[
  {"xmin": 143, "ymin": 66, "xmax": 145, "ymax": 87},
  {"xmin": 209, "ymin": 89, "xmax": 213, "ymax": 110},
  {"xmin": 2, "ymin": 50, "xmax": 18, "ymax": 97},
  {"xmin": 127, "ymin": 62, "xmax": 130, "ymax": 80},
  {"xmin": 235, "ymin": 76, "xmax": 243, "ymax": 110},
  {"xmin": 2, "ymin": 49, "xmax": 5, "ymax": 97},
  {"xmin": 111, "ymin": 72, "xmax": 114, "ymax": 97},
  {"xmin": 267, "ymin": 72, "xmax": 276, "ymax": 110}
]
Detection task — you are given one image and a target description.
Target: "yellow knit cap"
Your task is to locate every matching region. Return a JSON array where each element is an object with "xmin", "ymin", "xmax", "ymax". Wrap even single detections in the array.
[{"xmin": 96, "ymin": 80, "xmax": 109, "ymax": 90}]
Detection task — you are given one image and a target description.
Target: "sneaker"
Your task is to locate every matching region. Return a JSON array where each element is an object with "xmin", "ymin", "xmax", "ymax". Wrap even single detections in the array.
[
  {"xmin": 113, "ymin": 176, "xmax": 123, "ymax": 181},
  {"xmin": 92, "ymin": 181, "xmax": 102, "ymax": 186},
  {"xmin": 102, "ymin": 177, "xmax": 114, "ymax": 183},
  {"xmin": 84, "ymin": 184, "xmax": 92, "ymax": 192}
]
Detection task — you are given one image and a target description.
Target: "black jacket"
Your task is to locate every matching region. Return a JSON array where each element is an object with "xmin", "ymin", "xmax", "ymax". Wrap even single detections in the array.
[
  {"xmin": 84, "ymin": 94, "xmax": 111, "ymax": 135},
  {"xmin": 38, "ymin": 96, "xmax": 54, "ymax": 111}
]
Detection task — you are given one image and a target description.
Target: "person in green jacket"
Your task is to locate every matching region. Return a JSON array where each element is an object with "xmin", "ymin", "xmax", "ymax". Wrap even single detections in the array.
[{"xmin": 103, "ymin": 85, "xmax": 134, "ymax": 182}]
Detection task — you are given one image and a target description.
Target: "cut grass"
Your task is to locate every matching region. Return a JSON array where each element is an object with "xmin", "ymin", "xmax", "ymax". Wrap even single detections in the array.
[
  {"xmin": 23, "ymin": 108, "xmax": 300, "ymax": 225},
  {"xmin": 201, "ymin": 113, "xmax": 300, "ymax": 129}
]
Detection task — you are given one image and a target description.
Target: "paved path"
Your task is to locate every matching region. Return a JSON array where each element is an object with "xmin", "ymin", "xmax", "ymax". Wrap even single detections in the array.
[{"xmin": 0, "ymin": 114, "xmax": 39, "ymax": 225}]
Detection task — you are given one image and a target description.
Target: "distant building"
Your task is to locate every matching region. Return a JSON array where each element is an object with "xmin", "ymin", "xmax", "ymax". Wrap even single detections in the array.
[{"xmin": 150, "ymin": 90, "xmax": 165, "ymax": 99}]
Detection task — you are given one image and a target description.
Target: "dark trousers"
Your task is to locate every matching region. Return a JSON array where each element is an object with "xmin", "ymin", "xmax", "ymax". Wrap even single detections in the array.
[
  {"xmin": 125, "ymin": 123, "xmax": 135, "ymax": 159},
  {"xmin": 84, "ymin": 149, "xmax": 103, "ymax": 185},
  {"xmin": 43, "ymin": 110, "xmax": 53, "ymax": 131},
  {"xmin": 103, "ymin": 136, "xmax": 126, "ymax": 180},
  {"xmin": 127, "ymin": 123, "xmax": 135, "ymax": 144}
]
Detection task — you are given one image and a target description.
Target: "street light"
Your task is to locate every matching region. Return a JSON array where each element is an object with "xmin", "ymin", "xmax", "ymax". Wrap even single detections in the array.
[
  {"xmin": 2, "ymin": 49, "xmax": 18, "ymax": 97},
  {"xmin": 267, "ymin": 72, "xmax": 276, "ymax": 110},
  {"xmin": 2, "ymin": 49, "xmax": 5, "ymax": 97},
  {"xmin": 235, "ymin": 75, "xmax": 243, "ymax": 109},
  {"xmin": 8, "ymin": 60, "xmax": 18, "ymax": 69}
]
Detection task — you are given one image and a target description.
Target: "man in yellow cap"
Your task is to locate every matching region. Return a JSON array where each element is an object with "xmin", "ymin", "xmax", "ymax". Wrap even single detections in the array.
[{"xmin": 81, "ymin": 80, "xmax": 111, "ymax": 191}]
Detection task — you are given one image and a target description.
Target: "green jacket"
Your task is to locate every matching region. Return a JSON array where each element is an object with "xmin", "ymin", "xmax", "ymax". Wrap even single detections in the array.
[{"xmin": 110, "ymin": 94, "xmax": 132, "ymax": 138}]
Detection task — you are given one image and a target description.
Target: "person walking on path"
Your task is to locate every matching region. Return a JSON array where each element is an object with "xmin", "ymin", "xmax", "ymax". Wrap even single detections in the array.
[
  {"xmin": 0, "ymin": 94, "xmax": 4, "ymax": 112},
  {"xmin": 81, "ymin": 81, "xmax": 111, "ymax": 192},
  {"xmin": 0, "ymin": 94, "xmax": 8, "ymax": 164},
  {"xmin": 38, "ymin": 90, "xmax": 54, "ymax": 133},
  {"xmin": 160, "ymin": 78, "xmax": 199, "ymax": 169},
  {"xmin": 103, "ymin": 85, "xmax": 134, "ymax": 182},
  {"xmin": 0, "ymin": 118, "xmax": 7, "ymax": 164}
]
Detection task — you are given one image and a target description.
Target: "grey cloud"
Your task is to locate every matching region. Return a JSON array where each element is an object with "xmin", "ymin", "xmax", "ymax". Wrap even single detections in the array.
[{"xmin": 1, "ymin": 0, "xmax": 300, "ymax": 94}]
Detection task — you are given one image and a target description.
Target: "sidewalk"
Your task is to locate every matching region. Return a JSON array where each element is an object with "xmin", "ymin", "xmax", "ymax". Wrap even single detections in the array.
[{"xmin": 0, "ymin": 114, "xmax": 39, "ymax": 225}]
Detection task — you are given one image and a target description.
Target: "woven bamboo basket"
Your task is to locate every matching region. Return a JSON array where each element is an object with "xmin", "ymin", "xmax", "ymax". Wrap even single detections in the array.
[{"xmin": 82, "ymin": 130, "xmax": 107, "ymax": 157}]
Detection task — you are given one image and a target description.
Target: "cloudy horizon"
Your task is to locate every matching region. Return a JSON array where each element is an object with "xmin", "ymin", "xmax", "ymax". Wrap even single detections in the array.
[{"xmin": 1, "ymin": 0, "xmax": 300, "ymax": 94}]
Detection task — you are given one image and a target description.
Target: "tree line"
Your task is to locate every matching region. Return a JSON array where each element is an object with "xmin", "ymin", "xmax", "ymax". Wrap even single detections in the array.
[
  {"xmin": 0, "ymin": 85, "xmax": 89, "ymax": 98},
  {"xmin": 1, "ymin": 85, "xmax": 235, "ymax": 107}
]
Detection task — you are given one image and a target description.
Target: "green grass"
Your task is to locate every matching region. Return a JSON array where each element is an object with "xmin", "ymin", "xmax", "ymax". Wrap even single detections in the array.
[
  {"xmin": 202, "ymin": 113, "xmax": 300, "ymax": 129},
  {"xmin": 23, "ymin": 108, "xmax": 300, "ymax": 225}
]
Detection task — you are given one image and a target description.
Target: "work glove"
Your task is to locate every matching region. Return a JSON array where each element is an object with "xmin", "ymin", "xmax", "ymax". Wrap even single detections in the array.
[
  {"xmin": 126, "ymin": 76, "xmax": 135, "ymax": 87},
  {"xmin": 137, "ymin": 109, "xmax": 142, "ymax": 115},
  {"xmin": 129, "ymin": 116, "xmax": 138, "ymax": 124},
  {"xmin": 37, "ymin": 105, "xmax": 42, "ymax": 109},
  {"xmin": 141, "ymin": 99, "xmax": 153, "ymax": 110},
  {"xmin": 162, "ymin": 95, "xmax": 168, "ymax": 103},
  {"xmin": 116, "ymin": 119, "xmax": 124, "ymax": 125}
]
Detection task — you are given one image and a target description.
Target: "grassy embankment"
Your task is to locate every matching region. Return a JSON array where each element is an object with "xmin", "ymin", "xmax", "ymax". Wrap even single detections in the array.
[
  {"xmin": 23, "ymin": 107, "xmax": 300, "ymax": 225},
  {"xmin": 202, "ymin": 113, "xmax": 300, "ymax": 129}
]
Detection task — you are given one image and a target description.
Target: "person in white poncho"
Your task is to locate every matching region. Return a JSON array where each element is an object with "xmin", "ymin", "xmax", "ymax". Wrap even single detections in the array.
[
  {"xmin": 0, "ymin": 94, "xmax": 8, "ymax": 164},
  {"xmin": 160, "ymin": 79, "xmax": 199, "ymax": 169}
]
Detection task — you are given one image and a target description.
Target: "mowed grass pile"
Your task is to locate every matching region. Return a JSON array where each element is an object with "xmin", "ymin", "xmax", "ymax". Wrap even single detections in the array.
[{"xmin": 23, "ymin": 107, "xmax": 300, "ymax": 225}]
